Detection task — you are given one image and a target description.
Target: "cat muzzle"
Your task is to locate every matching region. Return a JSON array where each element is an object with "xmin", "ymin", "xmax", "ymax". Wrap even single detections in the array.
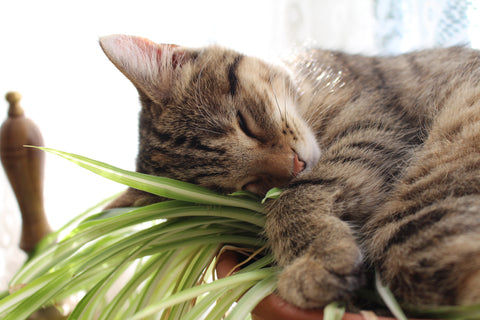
[{"xmin": 242, "ymin": 153, "xmax": 306, "ymax": 195}]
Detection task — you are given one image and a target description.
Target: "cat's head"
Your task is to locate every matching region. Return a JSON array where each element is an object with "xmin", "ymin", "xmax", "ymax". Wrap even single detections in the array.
[{"xmin": 100, "ymin": 35, "xmax": 320, "ymax": 201}]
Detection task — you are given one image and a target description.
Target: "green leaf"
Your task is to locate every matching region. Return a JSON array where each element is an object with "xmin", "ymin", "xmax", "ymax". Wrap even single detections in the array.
[
  {"xmin": 225, "ymin": 274, "xmax": 277, "ymax": 320},
  {"xmin": 131, "ymin": 268, "xmax": 275, "ymax": 320},
  {"xmin": 12, "ymin": 202, "xmax": 264, "ymax": 286},
  {"xmin": 0, "ymin": 148, "xmax": 276, "ymax": 319},
  {"xmin": 323, "ymin": 301, "xmax": 346, "ymax": 320},
  {"xmin": 31, "ymin": 146, "xmax": 264, "ymax": 213},
  {"xmin": 182, "ymin": 288, "xmax": 228, "ymax": 320},
  {"xmin": 0, "ymin": 270, "xmax": 74, "ymax": 320},
  {"xmin": 204, "ymin": 283, "xmax": 253, "ymax": 320},
  {"xmin": 405, "ymin": 302, "xmax": 480, "ymax": 319},
  {"xmin": 262, "ymin": 187, "xmax": 283, "ymax": 203},
  {"xmin": 375, "ymin": 270, "xmax": 408, "ymax": 320},
  {"xmin": 32, "ymin": 194, "xmax": 119, "ymax": 256}
]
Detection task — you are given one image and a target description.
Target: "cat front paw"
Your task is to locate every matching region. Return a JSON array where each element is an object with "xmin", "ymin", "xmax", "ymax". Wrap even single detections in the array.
[{"xmin": 276, "ymin": 250, "xmax": 363, "ymax": 309}]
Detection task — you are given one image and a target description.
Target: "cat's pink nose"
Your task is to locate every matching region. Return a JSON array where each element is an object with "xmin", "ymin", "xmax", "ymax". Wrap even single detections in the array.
[{"xmin": 293, "ymin": 154, "xmax": 305, "ymax": 177}]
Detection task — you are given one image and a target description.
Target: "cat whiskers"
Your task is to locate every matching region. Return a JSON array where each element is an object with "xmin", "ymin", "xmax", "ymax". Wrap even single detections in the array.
[
  {"xmin": 285, "ymin": 77, "xmax": 297, "ymax": 128},
  {"xmin": 269, "ymin": 72, "xmax": 288, "ymax": 128},
  {"xmin": 191, "ymin": 126, "xmax": 224, "ymax": 136},
  {"xmin": 282, "ymin": 75, "xmax": 290, "ymax": 128}
]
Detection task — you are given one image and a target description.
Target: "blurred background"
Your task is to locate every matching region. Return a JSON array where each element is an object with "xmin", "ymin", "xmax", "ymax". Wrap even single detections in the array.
[{"xmin": 1, "ymin": 0, "xmax": 479, "ymax": 289}]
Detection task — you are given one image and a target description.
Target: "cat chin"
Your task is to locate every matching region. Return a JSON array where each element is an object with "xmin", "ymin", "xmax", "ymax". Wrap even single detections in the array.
[
  {"xmin": 242, "ymin": 180, "xmax": 267, "ymax": 195},
  {"xmin": 239, "ymin": 176, "xmax": 284, "ymax": 197}
]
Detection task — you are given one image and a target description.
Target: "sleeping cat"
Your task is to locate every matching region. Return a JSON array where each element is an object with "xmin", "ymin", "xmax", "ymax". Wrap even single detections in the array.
[{"xmin": 100, "ymin": 35, "xmax": 480, "ymax": 309}]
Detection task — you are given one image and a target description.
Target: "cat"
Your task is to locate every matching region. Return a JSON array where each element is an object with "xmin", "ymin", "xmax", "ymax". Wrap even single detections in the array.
[{"xmin": 100, "ymin": 34, "xmax": 480, "ymax": 309}]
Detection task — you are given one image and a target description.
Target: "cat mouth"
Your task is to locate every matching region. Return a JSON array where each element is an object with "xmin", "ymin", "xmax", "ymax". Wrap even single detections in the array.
[
  {"xmin": 241, "ymin": 154, "xmax": 307, "ymax": 196},
  {"xmin": 241, "ymin": 179, "xmax": 269, "ymax": 196},
  {"xmin": 241, "ymin": 175, "xmax": 290, "ymax": 196}
]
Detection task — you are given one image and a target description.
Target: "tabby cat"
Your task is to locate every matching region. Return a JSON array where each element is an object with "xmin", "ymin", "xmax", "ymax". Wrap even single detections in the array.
[{"xmin": 100, "ymin": 34, "xmax": 480, "ymax": 309}]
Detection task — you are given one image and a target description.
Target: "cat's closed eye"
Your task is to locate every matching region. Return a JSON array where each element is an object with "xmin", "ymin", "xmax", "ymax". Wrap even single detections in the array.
[{"xmin": 236, "ymin": 111, "xmax": 259, "ymax": 141}]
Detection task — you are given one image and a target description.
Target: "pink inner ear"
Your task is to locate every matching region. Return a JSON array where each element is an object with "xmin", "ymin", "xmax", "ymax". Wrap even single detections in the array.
[
  {"xmin": 129, "ymin": 36, "xmax": 181, "ymax": 66},
  {"xmin": 100, "ymin": 34, "xmax": 189, "ymax": 101},
  {"xmin": 100, "ymin": 34, "xmax": 185, "ymax": 75}
]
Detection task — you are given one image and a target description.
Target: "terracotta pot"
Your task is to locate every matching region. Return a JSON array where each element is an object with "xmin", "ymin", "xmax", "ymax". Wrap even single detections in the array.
[{"xmin": 216, "ymin": 250, "xmax": 431, "ymax": 320}]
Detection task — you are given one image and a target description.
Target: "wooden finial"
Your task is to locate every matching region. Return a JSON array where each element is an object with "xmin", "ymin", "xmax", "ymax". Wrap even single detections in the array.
[
  {"xmin": 1, "ymin": 91, "xmax": 51, "ymax": 254},
  {"xmin": 5, "ymin": 91, "xmax": 24, "ymax": 117}
]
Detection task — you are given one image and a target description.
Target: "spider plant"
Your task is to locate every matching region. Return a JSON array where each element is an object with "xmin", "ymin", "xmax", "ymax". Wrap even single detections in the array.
[{"xmin": 0, "ymin": 147, "xmax": 478, "ymax": 320}]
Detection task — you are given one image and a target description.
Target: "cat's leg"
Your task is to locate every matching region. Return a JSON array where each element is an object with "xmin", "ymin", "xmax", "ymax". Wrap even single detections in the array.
[
  {"xmin": 367, "ymin": 195, "xmax": 480, "ymax": 305},
  {"xmin": 265, "ymin": 161, "xmax": 383, "ymax": 308},
  {"xmin": 105, "ymin": 187, "xmax": 165, "ymax": 209},
  {"xmin": 267, "ymin": 194, "xmax": 363, "ymax": 308},
  {"xmin": 365, "ymin": 94, "xmax": 480, "ymax": 306}
]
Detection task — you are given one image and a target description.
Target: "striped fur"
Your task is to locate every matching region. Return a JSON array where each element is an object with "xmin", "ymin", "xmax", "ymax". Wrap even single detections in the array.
[
  {"xmin": 270, "ymin": 47, "xmax": 480, "ymax": 308},
  {"xmin": 101, "ymin": 35, "xmax": 480, "ymax": 309}
]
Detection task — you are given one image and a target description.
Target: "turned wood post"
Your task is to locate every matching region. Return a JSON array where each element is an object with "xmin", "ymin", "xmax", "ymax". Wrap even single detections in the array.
[{"xmin": 0, "ymin": 91, "xmax": 51, "ymax": 254}]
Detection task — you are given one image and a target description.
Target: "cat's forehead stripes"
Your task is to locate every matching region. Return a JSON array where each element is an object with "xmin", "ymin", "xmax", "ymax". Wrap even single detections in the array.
[
  {"xmin": 235, "ymin": 59, "xmax": 285, "ymax": 120},
  {"xmin": 227, "ymin": 55, "xmax": 243, "ymax": 96}
]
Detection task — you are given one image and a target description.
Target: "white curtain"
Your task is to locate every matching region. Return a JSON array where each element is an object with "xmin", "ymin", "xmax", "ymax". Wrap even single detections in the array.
[
  {"xmin": 271, "ymin": 0, "xmax": 378, "ymax": 54},
  {"xmin": 273, "ymin": 0, "xmax": 479, "ymax": 55},
  {"xmin": 376, "ymin": 0, "xmax": 475, "ymax": 53}
]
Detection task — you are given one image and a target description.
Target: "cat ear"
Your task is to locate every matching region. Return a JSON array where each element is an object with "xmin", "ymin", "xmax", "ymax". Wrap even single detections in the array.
[{"xmin": 99, "ymin": 34, "xmax": 188, "ymax": 102}]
